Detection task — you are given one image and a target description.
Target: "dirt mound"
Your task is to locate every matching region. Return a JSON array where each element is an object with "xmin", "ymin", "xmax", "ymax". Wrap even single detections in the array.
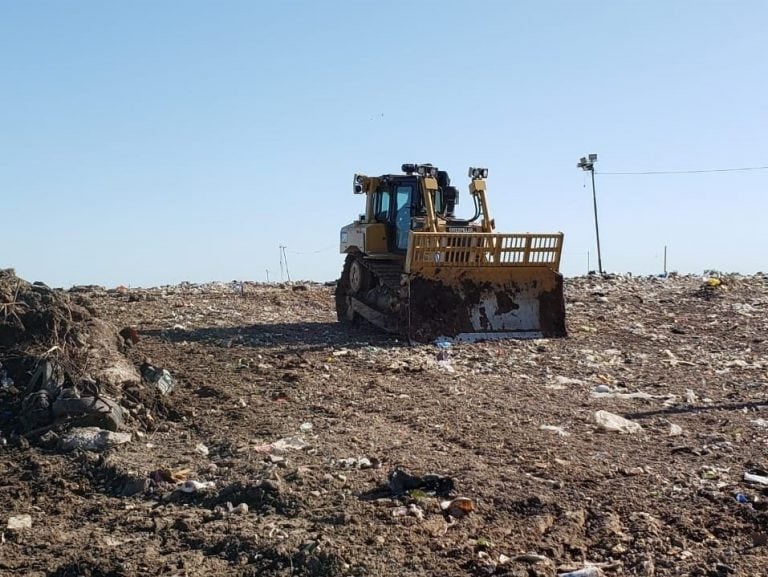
[{"xmin": 0, "ymin": 269, "xmax": 141, "ymax": 440}]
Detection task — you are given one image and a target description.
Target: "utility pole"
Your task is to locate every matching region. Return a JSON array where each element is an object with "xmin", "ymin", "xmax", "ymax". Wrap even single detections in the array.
[
  {"xmin": 663, "ymin": 245, "xmax": 668, "ymax": 276},
  {"xmin": 279, "ymin": 246, "xmax": 285, "ymax": 282},
  {"xmin": 280, "ymin": 245, "xmax": 291, "ymax": 282},
  {"xmin": 577, "ymin": 154, "xmax": 603, "ymax": 275}
]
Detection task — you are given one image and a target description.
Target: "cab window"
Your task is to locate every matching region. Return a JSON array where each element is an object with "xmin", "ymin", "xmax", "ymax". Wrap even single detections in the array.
[
  {"xmin": 395, "ymin": 185, "xmax": 412, "ymax": 216},
  {"xmin": 374, "ymin": 188, "xmax": 391, "ymax": 222}
]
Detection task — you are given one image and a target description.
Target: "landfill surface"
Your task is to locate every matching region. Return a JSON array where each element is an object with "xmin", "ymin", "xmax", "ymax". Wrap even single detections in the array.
[{"xmin": 1, "ymin": 269, "xmax": 768, "ymax": 577}]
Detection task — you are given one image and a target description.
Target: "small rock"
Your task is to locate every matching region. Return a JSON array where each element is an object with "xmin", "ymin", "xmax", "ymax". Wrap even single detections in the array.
[{"xmin": 195, "ymin": 443, "xmax": 209, "ymax": 456}]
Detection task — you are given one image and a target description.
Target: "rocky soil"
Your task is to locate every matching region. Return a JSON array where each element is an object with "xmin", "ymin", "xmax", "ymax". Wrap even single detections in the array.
[{"xmin": 1, "ymin": 271, "xmax": 768, "ymax": 577}]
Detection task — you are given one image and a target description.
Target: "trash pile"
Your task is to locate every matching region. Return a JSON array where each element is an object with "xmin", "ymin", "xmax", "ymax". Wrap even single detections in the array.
[{"xmin": 0, "ymin": 269, "xmax": 158, "ymax": 448}]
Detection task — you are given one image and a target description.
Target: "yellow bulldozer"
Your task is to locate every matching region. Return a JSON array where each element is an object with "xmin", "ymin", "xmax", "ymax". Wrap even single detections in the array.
[{"xmin": 336, "ymin": 164, "xmax": 566, "ymax": 342}]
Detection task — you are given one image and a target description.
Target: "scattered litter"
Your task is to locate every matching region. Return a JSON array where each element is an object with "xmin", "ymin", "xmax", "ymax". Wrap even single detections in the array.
[
  {"xmin": 388, "ymin": 467, "xmax": 455, "ymax": 497},
  {"xmin": 195, "ymin": 442, "xmax": 209, "ymax": 456},
  {"xmin": 141, "ymin": 363, "xmax": 176, "ymax": 395},
  {"xmin": 150, "ymin": 468, "xmax": 191, "ymax": 484},
  {"xmin": 338, "ymin": 456, "xmax": 375, "ymax": 469},
  {"xmin": 751, "ymin": 418, "xmax": 768, "ymax": 428},
  {"xmin": 593, "ymin": 411, "xmax": 643, "ymax": 434},
  {"xmin": 180, "ymin": 480, "xmax": 216, "ymax": 493},
  {"xmin": 744, "ymin": 472, "xmax": 768, "ymax": 486},
  {"xmin": 591, "ymin": 386, "xmax": 671, "ymax": 401},
  {"xmin": 392, "ymin": 504, "xmax": 424, "ymax": 520},
  {"xmin": 271, "ymin": 435, "xmax": 310, "ymax": 452},
  {"xmin": 554, "ymin": 376, "xmax": 585, "ymax": 387},
  {"xmin": 59, "ymin": 427, "xmax": 132, "ymax": 452},
  {"xmin": 299, "ymin": 422, "xmax": 314, "ymax": 432},
  {"xmin": 440, "ymin": 497, "xmax": 475, "ymax": 518},
  {"xmin": 219, "ymin": 502, "xmax": 249, "ymax": 515},
  {"xmin": 558, "ymin": 567, "xmax": 603, "ymax": 577},
  {"xmin": 437, "ymin": 358, "xmax": 455, "ymax": 373},
  {"xmin": 540, "ymin": 424, "xmax": 571, "ymax": 437},
  {"xmin": 6, "ymin": 514, "xmax": 32, "ymax": 531},
  {"xmin": 52, "ymin": 391, "xmax": 124, "ymax": 432},
  {"xmin": 118, "ymin": 326, "xmax": 140, "ymax": 344},
  {"xmin": 0, "ymin": 362, "xmax": 13, "ymax": 389},
  {"xmin": 514, "ymin": 553, "xmax": 552, "ymax": 564},
  {"xmin": 736, "ymin": 494, "xmax": 749, "ymax": 504}
]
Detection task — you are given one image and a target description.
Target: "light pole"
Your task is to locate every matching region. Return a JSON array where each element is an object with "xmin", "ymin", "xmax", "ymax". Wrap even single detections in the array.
[{"xmin": 577, "ymin": 153, "xmax": 603, "ymax": 275}]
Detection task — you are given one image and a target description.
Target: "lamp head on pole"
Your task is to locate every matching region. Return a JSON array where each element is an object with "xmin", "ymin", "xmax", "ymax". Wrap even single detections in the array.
[{"xmin": 577, "ymin": 153, "xmax": 597, "ymax": 171}]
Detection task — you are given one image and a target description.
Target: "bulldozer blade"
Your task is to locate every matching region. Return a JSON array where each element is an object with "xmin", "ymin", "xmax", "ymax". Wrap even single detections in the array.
[
  {"xmin": 404, "ymin": 232, "xmax": 566, "ymax": 342},
  {"xmin": 404, "ymin": 267, "xmax": 566, "ymax": 342}
]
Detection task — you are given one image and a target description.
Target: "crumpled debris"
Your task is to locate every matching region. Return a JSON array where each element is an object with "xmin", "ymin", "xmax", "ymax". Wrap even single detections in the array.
[
  {"xmin": 388, "ymin": 467, "xmax": 455, "ymax": 497},
  {"xmin": 140, "ymin": 362, "xmax": 176, "ymax": 395},
  {"xmin": 337, "ymin": 456, "xmax": 376, "ymax": 469},
  {"xmin": 271, "ymin": 435, "xmax": 310, "ymax": 452},
  {"xmin": 392, "ymin": 503, "xmax": 424, "ymax": 520}
]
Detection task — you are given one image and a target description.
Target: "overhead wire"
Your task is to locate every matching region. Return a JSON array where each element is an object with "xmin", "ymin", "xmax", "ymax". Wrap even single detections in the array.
[{"xmin": 598, "ymin": 164, "xmax": 768, "ymax": 175}]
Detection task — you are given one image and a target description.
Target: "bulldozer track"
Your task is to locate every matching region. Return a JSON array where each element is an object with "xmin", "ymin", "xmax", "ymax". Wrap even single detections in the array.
[{"xmin": 361, "ymin": 259, "xmax": 404, "ymax": 291}]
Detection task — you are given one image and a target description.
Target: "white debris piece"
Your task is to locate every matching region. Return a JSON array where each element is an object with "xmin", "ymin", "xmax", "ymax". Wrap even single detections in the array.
[
  {"xmin": 540, "ymin": 425, "xmax": 571, "ymax": 437},
  {"xmin": 593, "ymin": 411, "xmax": 643, "ymax": 434},
  {"xmin": 59, "ymin": 427, "xmax": 132, "ymax": 452},
  {"xmin": 271, "ymin": 435, "xmax": 310, "ymax": 452},
  {"xmin": 554, "ymin": 375, "xmax": 585, "ymax": 387},
  {"xmin": 7, "ymin": 514, "xmax": 32, "ymax": 531},
  {"xmin": 181, "ymin": 480, "xmax": 216, "ymax": 493},
  {"xmin": 744, "ymin": 472, "xmax": 768, "ymax": 486},
  {"xmin": 668, "ymin": 423, "xmax": 683, "ymax": 437}
]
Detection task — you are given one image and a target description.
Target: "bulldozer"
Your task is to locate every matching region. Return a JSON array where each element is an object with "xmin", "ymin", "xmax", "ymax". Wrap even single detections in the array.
[{"xmin": 336, "ymin": 164, "xmax": 566, "ymax": 342}]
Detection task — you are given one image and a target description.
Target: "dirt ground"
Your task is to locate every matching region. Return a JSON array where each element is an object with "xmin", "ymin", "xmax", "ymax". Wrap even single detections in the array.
[{"xmin": 2, "ymin": 273, "xmax": 768, "ymax": 577}]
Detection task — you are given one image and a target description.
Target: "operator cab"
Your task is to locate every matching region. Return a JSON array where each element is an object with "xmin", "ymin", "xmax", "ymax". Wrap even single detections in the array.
[
  {"xmin": 371, "ymin": 164, "xmax": 462, "ymax": 253},
  {"xmin": 372, "ymin": 175, "xmax": 416, "ymax": 252}
]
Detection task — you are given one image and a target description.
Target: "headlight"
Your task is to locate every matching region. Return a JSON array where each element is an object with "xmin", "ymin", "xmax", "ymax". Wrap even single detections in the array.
[{"xmin": 468, "ymin": 167, "xmax": 489, "ymax": 179}]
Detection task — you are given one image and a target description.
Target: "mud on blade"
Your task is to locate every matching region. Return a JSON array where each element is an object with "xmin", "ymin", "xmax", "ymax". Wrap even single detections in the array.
[{"xmin": 404, "ymin": 232, "xmax": 566, "ymax": 342}]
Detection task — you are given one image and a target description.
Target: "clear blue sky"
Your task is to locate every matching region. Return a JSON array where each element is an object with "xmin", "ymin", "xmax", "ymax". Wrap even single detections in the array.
[{"xmin": 2, "ymin": 1, "xmax": 767, "ymax": 287}]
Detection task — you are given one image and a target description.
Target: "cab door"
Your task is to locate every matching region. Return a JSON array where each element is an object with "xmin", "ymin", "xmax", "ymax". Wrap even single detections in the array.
[{"xmin": 393, "ymin": 182, "xmax": 415, "ymax": 253}]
